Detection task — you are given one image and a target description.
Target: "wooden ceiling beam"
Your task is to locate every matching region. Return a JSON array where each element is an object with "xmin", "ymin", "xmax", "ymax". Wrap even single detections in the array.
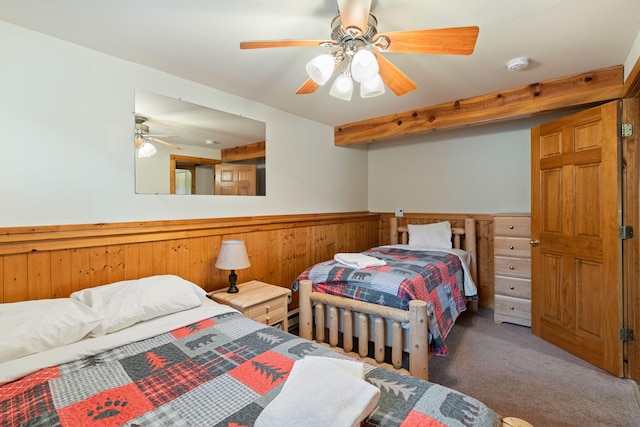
[
  {"xmin": 334, "ymin": 65, "xmax": 624, "ymax": 146},
  {"xmin": 221, "ymin": 141, "xmax": 266, "ymax": 162}
]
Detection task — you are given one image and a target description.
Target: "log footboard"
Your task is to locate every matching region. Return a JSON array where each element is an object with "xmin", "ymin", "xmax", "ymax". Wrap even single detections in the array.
[{"xmin": 298, "ymin": 279, "xmax": 429, "ymax": 380}]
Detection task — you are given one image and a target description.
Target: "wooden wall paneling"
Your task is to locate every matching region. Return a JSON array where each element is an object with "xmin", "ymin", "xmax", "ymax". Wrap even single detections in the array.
[
  {"xmin": 478, "ymin": 218, "xmax": 495, "ymax": 307},
  {"xmin": 0, "ymin": 254, "xmax": 4, "ymax": 303},
  {"xmin": 106, "ymin": 244, "xmax": 125, "ymax": 285},
  {"xmin": 3, "ymin": 254, "xmax": 28, "ymax": 302},
  {"xmin": 122, "ymin": 243, "xmax": 140, "ymax": 281},
  {"xmin": 282, "ymin": 227, "xmax": 311, "ymax": 287},
  {"xmin": 187, "ymin": 236, "xmax": 213, "ymax": 290},
  {"xmin": 152, "ymin": 241, "xmax": 170, "ymax": 276},
  {"xmin": 51, "ymin": 249, "xmax": 72, "ymax": 298},
  {"xmin": 0, "ymin": 213, "xmax": 381, "ymax": 302},
  {"xmin": 90, "ymin": 246, "xmax": 109, "ymax": 287},
  {"xmin": 28, "ymin": 251, "xmax": 51, "ymax": 300},
  {"xmin": 242, "ymin": 230, "xmax": 268, "ymax": 285},
  {"xmin": 71, "ymin": 248, "xmax": 91, "ymax": 293},
  {"xmin": 164, "ymin": 239, "xmax": 181, "ymax": 277},
  {"xmin": 173, "ymin": 238, "xmax": 192, "ymax": 280}
]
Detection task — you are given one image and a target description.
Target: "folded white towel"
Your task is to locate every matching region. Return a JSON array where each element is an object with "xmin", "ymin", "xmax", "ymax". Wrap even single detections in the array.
[
  {"xmin": 334, "ymin": 253, "xmax": 386, "ymax": 269},
  {"xmin": 254, "ymin": 356, "xmax": 380, "ymax": 427}
]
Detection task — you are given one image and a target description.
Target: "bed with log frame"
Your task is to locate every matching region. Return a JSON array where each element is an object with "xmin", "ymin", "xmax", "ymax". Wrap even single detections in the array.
[{"xmin": 296, "ymin": 217, "xmax": 478, "ymax": 381}]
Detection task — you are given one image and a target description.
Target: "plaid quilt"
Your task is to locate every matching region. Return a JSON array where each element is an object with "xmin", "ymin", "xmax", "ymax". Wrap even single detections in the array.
[
  {"xmin": 1, "ymin": 312, "xmax": 500, "ymax": 427},
  {"xmin": 293, "ymin": 247, "xmax": 468, "ymax": 355}
]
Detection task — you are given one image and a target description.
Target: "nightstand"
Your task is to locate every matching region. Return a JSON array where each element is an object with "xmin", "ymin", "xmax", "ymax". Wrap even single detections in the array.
[{"xmin": 210, "ymin": 280, "xmax": 292, "ymax": 331}]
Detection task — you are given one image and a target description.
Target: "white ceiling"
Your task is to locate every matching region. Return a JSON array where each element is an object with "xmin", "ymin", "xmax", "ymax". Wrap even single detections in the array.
[{"xmin": 2, "ymin": 0, "xmax": 640, "ymax": 129}]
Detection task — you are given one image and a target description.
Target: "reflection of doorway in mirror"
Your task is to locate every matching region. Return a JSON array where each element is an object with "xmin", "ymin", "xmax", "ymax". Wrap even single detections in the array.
[
  {"xmin": 170, "ymin": 155, "xmax": 220, "ymax": 195},
  {"xmin": 215, "ymin": 164, "xmax": 257, "ymax": 195},
  {"xmin": 175, "ymin": 170, "xmax": 193, "ymax": 194}
]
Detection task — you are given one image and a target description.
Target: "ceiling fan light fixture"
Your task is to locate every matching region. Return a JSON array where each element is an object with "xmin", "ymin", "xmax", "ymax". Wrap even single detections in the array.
[
  {"xmin": 360, "ymin": 73, "xmax": 385, "ymax": 98},
  {"xmin": 329, "ymin": 74, "xmax": 353, "ymax": 101},
  {"xmin": 306, "ymin": 53, "xmax": 335, "ymax": 85},
  {"xmin": 137, "ymin": 141, "xmax": 157, "ymax": 158},
  {"xmin": 351, "ymin": 49, "xmax": 378, "ymax": 83}
]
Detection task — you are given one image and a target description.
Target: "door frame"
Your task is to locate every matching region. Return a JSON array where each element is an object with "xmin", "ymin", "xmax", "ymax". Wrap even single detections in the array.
[{"xmin": 621, "ymin": 97, "xmax": 640, "ymax": 381}]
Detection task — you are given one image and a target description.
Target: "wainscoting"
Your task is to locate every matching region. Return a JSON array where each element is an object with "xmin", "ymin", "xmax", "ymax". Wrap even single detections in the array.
[
  {"xmin": 0, "ymin": 211, "xmax": 496, "ymax": 309},
  {"xmin": 0, "ymin": 213, "xmax": 378, "ymax": 310}
]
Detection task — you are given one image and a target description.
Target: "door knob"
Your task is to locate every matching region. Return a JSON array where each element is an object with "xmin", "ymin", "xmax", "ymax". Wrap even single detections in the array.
[{"xmin": 530, "ymin": 239, "xmax": 540, "ymax": 246}]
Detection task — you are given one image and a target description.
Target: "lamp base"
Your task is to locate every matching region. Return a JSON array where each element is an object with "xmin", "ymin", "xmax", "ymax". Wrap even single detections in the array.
[{"xmin": 227, "ymin": 270, "xmax": 239, "ymax": 293}]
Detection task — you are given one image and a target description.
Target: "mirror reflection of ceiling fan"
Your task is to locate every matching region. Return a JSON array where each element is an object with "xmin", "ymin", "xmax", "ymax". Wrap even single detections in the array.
[
  {"xmin": 134, "ymin": 116, "xmax": 182, "ymax": 158},
  {"xmin": 240, "ymin": 0, "xmax": 479, "ymax": 100}
]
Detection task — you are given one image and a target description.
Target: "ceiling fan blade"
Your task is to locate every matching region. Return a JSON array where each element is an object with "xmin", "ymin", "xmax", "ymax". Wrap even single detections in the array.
[
  {"xmin": 374, "ymin": 26, "xmax": 479, "ymax": 55},
  {"xmin": 240, "ymin": 40, "xmax": 334, "ymax": 49},
  {"xmin": 296, "ymin": 79, "xmax": 321, "ymax": 95},
  {"xmin": 375, "ymin": 52, "xmax": 417, "ymax": 96},
  {"xmin": 151, "ymin": 137, "xmax": 183, "ymax": 150},
  {"xmin": 337, "ymin": 0, "xmax": 372, "ymax": 34}
]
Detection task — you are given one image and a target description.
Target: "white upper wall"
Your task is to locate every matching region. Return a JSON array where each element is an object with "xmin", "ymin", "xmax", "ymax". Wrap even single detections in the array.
[
  {"xmin": 367, "ymin": 114, "xmax": 572, "ymax": 215},
  {"xmin": 0, "ymin": 22, "xmax": 368, "ymax": 227},
  {"xmin": 625, "ymin": 28, "xmax": 640, "ymax": 81}
]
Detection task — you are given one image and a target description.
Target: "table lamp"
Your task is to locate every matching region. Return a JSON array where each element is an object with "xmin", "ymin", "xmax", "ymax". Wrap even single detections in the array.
[{"xmin": 215, "ymin": 240, "xmax": 251, "ymax": 293}]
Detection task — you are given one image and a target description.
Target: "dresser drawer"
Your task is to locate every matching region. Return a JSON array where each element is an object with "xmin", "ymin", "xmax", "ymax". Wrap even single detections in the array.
[
  {"xmin": 495, "ymin": 295, "xmax": 531, "ymax": 320},
  {"xmin": 495, "ymin": 256, "xmax": 531, "ymax": 278},
  {"xmin": 245, "ymin": 297, "xmax": 286, "ymax": 325},
  {"xmin": 494, "ymin": 216, "xmax": 531, "ymax": 237},
  {"xmin": 494, "ymin": 237, "xmax": 531, "ymax": 258},
  {"xmin": 495, "ymin": 276, "xmax": 531, "ymax": 299}
]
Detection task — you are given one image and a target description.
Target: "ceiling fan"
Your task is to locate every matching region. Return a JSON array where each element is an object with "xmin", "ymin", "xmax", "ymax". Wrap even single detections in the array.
[
  {"xmin": 240, "ymin": 0, "xmax": 479, "ymax": 99},
  {"xmin": 134, "ymin": 117, "xmax": 182, "ymax": 157}
]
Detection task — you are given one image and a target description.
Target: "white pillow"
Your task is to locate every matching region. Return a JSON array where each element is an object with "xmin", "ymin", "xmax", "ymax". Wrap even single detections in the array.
[
  {"xmin": 0, "ymin": 298, "xmax": 104, "ymax": 363},
  {"xmin": 71, "ymin": 275, "xmax": 206, "ymax": 337},
  {"xmin": 408, "ymin": 221, "xmax": 453, "ymax": 249}
]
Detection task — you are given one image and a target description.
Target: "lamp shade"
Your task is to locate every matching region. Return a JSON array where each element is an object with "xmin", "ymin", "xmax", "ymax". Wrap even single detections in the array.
[
  {"xmin": 137, "ymin": 141, "xmax": 157, "ymax": 158},
  {"xmin": 360, "ymin": 74, "xmax": 385, "ymax": 98},
  {"xmin": 351, "ymin": 49, "xmax": 379, "ymax": 83},
  {"xmin": 329, "ymin": 74, "xmax": 353, "ymax": 101},
  {"xmin": 215, "ymin": 240, "xmax": 250, "ymax": 270},
  {"xmin": 306, "ymin": 53, "xmax": 335, "ymax": 85}
]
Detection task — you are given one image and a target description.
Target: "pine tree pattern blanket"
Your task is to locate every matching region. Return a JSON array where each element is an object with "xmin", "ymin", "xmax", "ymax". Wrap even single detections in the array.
[{"xmin": 1, "ymin": 311, "xmax": 500, "ymax": 427}]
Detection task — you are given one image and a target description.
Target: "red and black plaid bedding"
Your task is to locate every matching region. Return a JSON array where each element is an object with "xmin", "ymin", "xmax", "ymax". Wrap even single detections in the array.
[
  {"xmin": 293, "ymin": 247, "xmax": 468, "ymax": 355},
  {"xmin": 1, "ymin": 311, "xmax": 500, "ymax": 427}
]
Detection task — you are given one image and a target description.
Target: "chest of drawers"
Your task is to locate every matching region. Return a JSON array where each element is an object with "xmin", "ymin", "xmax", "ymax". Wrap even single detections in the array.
[{"xmin": 493, "ymin": 214, "xmax": 532, "ymax": 327}]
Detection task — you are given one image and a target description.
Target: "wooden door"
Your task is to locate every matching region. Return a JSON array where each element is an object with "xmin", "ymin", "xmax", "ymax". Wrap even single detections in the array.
[
  {"xmin": 214, "ymin": 164, "xmax": 256, "ymax": 195},
  {"xmin": 531, "ymin": 101, "xmax": 622, "ymax": 376}
]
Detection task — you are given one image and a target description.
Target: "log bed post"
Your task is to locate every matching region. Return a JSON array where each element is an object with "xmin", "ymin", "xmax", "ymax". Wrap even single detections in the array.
[
  {"xmin": 408, "ymin": 299, "xmax": 429, "ymax": 381},
  {"xmin": 465, "ymin": 218, "xmax": 478, "ymax": 284},
  {"xmin": 299, "ymin": 278, "xmax": 314, "ymax": 341},
  {"xmin": 390, "ymin": 216, "xmax": 399, "ymax": 244}
]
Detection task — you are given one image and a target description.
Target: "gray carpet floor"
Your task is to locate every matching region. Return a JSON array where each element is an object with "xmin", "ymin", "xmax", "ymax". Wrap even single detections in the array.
[{"xmin": 428, "ymin": 308, "xmax": 640, "ymax": 427}]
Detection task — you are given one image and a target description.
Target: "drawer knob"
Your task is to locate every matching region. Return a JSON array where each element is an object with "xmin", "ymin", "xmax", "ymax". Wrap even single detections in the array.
[
  {"xmin": 509, "ymin": 225, "xmax": 514, "ymax": 229},
  {"xmin": 265, "ymin": 305, "xmax": 270, "ymax": 312},
  {"xmin": 509, "ymin": 245, "xmax": 514, "ymax": 250},
  {"xmin": 509, "ymin": 306, "xmax": 515, "ymax": 310},
  {"xmin": 509, "ymin": 265, "xmax": 515, "ymax": 270},
  {"xmin": 510, "ymin": 286, "xmax": 515, "ymax": 290}
]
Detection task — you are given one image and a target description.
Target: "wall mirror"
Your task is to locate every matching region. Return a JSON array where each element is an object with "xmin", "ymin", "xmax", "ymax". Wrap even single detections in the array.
[{"xmin": 134, "ymin": 90, "xmax": 266, "ymax": 195}]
